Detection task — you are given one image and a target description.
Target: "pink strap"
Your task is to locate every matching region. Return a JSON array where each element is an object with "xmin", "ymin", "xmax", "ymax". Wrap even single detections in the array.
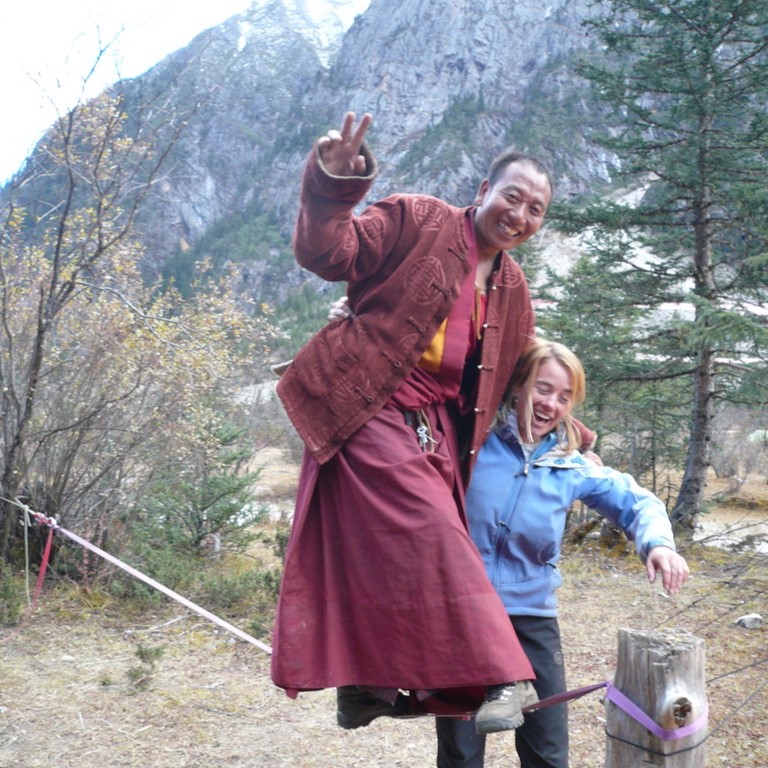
[{"xmin": 32, "ymin": 525, "xmax": 54, "ymax": 607}]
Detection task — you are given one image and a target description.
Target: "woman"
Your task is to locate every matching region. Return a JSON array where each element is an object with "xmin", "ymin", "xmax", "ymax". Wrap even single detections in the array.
[
  {"xmin": 436, "ymin": 338, "xmax": 690, "ymax": 765},
  {"xmin": 271, "ymin": 111, "xmax": 595, "ymax": 729}
]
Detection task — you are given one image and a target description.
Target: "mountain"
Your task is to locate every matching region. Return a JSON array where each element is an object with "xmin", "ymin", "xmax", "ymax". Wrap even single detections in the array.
[
  {"xmin": 5, "ymin": 0, "xmax": 613, "ymax": 321},
  {"xmin": 321, "ymin": 0, "xmax": 610, "ymax": 200}
]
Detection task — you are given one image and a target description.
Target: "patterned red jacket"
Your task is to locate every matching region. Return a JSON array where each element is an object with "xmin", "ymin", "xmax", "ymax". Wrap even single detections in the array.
[{"xmin": 277, "ymin": 143, "xmax": 537, "ymax": 477}]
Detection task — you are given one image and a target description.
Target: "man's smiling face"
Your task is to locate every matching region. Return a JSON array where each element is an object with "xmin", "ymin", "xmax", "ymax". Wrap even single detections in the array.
[{"xmin": 473, "ymin": 160, "xmax": 551, "ymax": 260}]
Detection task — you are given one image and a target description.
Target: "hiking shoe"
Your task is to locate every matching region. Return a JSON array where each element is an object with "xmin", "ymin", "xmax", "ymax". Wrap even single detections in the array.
[
  {"xmin": 336, "ymin": 687, "xmax": 413, "ymax": 729},
  {"xmin": 474, "ymin": 681, "xmax": 539, "ymax": 734}
]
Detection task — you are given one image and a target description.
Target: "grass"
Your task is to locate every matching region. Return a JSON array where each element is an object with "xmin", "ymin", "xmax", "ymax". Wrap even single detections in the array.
[
  {"xmin": 1, "ymin": 538, "xmax": 765, "ymax": 767},
  {"xmin": 1, "ymin": 465, "xmax": 766, "ymax": 767}
]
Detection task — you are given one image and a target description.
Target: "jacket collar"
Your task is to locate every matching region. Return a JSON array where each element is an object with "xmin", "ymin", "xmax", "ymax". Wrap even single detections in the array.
[
  {"xmin": 494, "ymin": 410, "xmax": 587, "ymax": 467},
  {"xmin": 494, "ymin": 410, "xmax": 559, "ymax": 459}
]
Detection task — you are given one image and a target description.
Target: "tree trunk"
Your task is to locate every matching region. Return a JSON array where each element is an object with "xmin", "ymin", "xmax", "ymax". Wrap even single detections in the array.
[
  {"xmin": 673, "ymin": 346, "xmax": 714, "ymax": 531},
  {"xmin": 674, "ymin": 161, "xmax": 715, "ymax": 533}
]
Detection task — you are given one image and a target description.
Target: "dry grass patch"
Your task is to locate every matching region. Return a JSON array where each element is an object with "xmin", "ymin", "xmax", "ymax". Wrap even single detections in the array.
[
  {"xmin": 2, "ymin": 460, "xmax": 766, "ymax": 767},
  {"xmin": 2, "ymin": 538, "xmax": 766, "ymax": 767}
]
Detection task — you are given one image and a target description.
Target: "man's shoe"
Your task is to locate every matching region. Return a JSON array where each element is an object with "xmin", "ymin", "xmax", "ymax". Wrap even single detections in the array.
[
  {"xmin": 336, "ymin": 686, "xmax": 413, "ymax": 729},
  {"xmin": 474, "ymin": 681, "xmax": 539, "ymax": 735}
]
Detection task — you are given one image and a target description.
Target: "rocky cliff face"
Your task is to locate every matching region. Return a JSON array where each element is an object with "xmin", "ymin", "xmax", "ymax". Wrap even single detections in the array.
[
  {"xmin": 10, "ymin": 0, "xmax": 614, "ymax": 289},
  {"xmin": 128, "ymin": 0, "xmax": 612, "ymax": 265},
  {"xmin": 121, "ymin": 0, "xmax": 370, "ymax": 265},
  {"xmin": 320, "ymin": 0, "xmax": 604, "ymax": 197}
]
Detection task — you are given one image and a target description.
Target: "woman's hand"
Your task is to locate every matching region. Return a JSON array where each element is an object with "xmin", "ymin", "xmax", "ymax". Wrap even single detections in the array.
[
  {"xmin": 328, "ymin": 295, "xmax": 354, "ymax": 322},
  {"xmin": 646, "ymin": 547, "xmax": 690, "ymax": 595},
  {"xmin": 317, "ymin": 111, "xmax": 372, "ymax": 176}
]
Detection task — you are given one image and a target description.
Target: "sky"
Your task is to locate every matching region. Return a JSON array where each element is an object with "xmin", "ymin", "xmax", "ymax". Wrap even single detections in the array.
[{"xmin": 0, "ymin": 1, "xmax": 255, "ymax": 183}]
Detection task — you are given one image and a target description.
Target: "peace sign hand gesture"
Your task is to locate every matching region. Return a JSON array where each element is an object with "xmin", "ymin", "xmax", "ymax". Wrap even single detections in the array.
[{"xmin": 317, "ymin": 111, "xmax": 373, "ymax": 177}]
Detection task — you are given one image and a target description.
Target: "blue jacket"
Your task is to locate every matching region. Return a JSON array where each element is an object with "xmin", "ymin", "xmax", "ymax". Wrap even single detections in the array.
[{"xmin": 466, "ymin": 417, "xmax": 677, "ymax": 617}]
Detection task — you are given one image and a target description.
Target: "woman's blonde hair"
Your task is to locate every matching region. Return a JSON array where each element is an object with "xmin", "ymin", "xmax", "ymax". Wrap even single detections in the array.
[{"xmin": 500, "ymin": 338, "xmax": 586, "ymax": 451}]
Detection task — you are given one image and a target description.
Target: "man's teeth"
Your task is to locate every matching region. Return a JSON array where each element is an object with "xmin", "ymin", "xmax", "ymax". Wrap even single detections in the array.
[{"xmin": 500, "ymin": 223, "xmax": 520, "ymax": 237}]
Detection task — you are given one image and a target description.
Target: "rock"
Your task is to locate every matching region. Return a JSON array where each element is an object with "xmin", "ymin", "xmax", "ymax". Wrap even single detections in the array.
[{"xmin": 735, "ymin": 613, "xmax": 764, "ymax": 629}]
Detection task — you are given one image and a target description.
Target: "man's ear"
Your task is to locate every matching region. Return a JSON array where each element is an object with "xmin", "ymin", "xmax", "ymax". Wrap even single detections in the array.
[{"xmin": 474, "ymin": 179, "xmax": 489, "ymax": 205}]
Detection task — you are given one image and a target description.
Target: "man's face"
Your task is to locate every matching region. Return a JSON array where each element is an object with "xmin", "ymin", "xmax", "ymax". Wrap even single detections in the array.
[{"xmin": 473, "ymin": 161, "xmax": 552, "ymax": 259}]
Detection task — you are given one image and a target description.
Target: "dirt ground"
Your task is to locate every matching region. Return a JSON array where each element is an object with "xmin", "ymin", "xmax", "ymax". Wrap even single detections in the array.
[{"xmin": 1, "ymin": 456, "xmax": 766, "ymax": 768}]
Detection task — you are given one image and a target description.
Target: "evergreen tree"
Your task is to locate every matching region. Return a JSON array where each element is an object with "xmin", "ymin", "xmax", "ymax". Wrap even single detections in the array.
[
  {"xmin": 562, "ymin": 0, "xmax": 768, "ymax": 529},
  {"xmin": 537, "ymin": 253, "xmax": 690, "ymax": 494}
]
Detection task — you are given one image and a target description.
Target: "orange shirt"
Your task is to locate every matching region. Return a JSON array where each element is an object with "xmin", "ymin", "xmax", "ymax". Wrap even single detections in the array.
[{"xmin": 389, "ymin": 213, "xmax": 487, "ymax": 411}]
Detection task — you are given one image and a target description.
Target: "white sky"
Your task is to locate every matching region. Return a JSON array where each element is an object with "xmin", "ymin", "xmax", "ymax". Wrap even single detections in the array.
[{"xmin": 0, "ymin": 1, "xmax": 254, "ymax": 183}]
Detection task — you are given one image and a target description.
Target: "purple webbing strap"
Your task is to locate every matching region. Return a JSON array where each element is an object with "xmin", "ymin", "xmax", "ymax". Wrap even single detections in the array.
[
  {"xmin": 605, "ymin": 683, "xmax": 709, "ymax": 741},
  {"xmin": 525, "ymin": 681, "xmax": 708, "ymax": 742}
]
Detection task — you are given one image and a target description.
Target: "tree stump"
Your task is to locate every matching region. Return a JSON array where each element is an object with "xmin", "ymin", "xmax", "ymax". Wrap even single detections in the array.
[{"xmin": 605, "ymin": 628, "xmax": 707, "ymax": 767}]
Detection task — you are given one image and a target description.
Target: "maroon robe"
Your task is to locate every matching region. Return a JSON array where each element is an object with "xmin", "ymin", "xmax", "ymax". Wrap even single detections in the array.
[{"xmin": 271, "ymin": 217, "xmax": 534, "ymax": 715}]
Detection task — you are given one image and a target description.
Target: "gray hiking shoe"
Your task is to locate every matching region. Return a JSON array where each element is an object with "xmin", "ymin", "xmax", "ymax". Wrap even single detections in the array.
[{"xmin": 474, "ymin": 681, "xmax": 539, "ymax": 734}]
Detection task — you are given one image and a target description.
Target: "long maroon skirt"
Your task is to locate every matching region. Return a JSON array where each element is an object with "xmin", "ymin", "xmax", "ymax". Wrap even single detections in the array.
[{"xmin": 270, "ymin": 402, "xmax": 533, "ymax": 713}]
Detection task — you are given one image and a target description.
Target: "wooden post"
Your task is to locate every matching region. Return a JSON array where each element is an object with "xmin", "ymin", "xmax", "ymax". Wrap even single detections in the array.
[{"xmin": 605, "ymin": 628, "xmax": 707, "ymax": 767}]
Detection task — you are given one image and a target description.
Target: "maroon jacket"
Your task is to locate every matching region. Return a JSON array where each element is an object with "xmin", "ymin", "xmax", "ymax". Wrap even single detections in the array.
[{"xmin": 277, "ymin": 144, "xmax": 536, "ymax": 473}]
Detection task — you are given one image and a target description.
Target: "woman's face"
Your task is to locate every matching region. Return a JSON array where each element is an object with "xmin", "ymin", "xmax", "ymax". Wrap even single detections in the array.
[{"xmin": 515, "ymin": 358, "xmax": 574, "ymax": 441}]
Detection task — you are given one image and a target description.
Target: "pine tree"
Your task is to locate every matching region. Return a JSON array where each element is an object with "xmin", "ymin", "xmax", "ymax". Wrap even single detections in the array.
[
  {"xmin": 564, "ymin": 0, "xmax": 768, "ymax": 529},
  {"xmin": 537, "ymin": 253, "xmax": 690, "ymax": 493}
]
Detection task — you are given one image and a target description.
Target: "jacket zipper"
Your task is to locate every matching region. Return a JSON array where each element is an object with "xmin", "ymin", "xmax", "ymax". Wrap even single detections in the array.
[{"xmin": 491, "ymin": 433, "xmax": 557, "ymax": 582}]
